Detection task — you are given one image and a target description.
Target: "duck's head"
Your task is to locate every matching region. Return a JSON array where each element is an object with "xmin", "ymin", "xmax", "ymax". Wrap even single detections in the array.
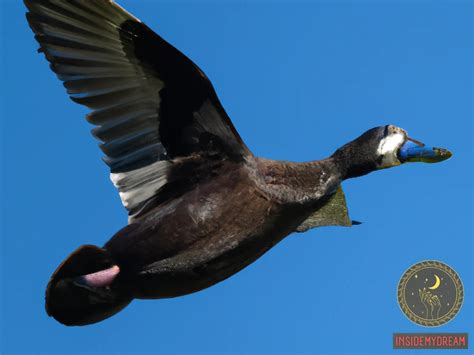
[{"xmin": 332, "ymin": 125, "xmax": 452, "ymax": 179}]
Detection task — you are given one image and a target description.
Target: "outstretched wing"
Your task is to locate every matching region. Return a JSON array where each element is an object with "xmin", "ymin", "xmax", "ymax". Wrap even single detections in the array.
[{"xmin": 25, "ymin": 0, "xmax": 251, "ymax": 220}]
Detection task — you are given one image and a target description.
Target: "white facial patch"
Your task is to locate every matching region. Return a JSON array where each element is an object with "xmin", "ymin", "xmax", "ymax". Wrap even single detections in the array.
[
  {"xmin": 377, "ymin": 132, "xmax": 405, "ymax": 155},
  {"xmin": 377, "ymin": 132, "xmax": 405, "ymax": 167}
]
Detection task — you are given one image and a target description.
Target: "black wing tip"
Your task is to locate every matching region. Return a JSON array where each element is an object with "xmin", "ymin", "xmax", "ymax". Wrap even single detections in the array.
[
  {"xmin": 351, "ymin": 220, "xmax": 362, "ymax": 226},
  {"xmin": 23, "ymin": 0, "xmax": 33, "ymax": 11},
  {"xmin": 24, "ymin": 0, "xmax": 52, "ymax": 16},
  {"xmin": 24, "ymin": 4, "xmax": 40, "ymax": 30}
]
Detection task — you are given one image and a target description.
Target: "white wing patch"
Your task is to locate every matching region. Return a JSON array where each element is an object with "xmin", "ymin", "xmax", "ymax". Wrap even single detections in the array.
[{"xmin": 110, "ymin": 160, "xmax": 172, "ymax": 210}]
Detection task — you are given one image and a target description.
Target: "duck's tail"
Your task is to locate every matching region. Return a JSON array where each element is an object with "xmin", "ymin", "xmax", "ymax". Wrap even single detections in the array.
[{"xmin": 45, "ymin": 245, "xmax": 132, "ymax": 326}]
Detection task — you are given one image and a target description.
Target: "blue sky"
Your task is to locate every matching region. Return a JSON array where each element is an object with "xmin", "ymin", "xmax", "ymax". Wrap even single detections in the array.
[{"xmin": 1, "ymin": 0, "xmax": 472, "ymax": 354}]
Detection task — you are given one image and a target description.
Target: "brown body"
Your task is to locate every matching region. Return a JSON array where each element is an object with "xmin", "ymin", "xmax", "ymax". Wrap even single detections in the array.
[{"xmin": 107, "ymin": 157, "xmax": 337, "ymax": 299}]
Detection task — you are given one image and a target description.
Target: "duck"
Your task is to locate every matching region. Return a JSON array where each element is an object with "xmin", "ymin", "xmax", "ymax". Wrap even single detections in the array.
[{"xmin": 24, "ymin": 0, "xmax": 452, "ymax": 326}]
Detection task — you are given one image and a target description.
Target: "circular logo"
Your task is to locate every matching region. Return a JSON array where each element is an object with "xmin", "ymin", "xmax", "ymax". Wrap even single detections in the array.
[{"xmin": 397, "ymin": 260, "xmax": 463, "ymax": 327}]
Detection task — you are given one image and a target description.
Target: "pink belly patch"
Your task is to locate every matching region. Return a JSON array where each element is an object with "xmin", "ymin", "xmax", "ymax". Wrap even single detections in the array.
[{"xmin": 81, "ymin": 265, "xmax": 120, "ymax": 288}]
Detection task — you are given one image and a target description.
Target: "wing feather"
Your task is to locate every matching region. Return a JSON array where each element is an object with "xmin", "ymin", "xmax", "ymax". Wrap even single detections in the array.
[{"xmin": 25, "ymin": 0, "xmax": 251, "ymax": 220}]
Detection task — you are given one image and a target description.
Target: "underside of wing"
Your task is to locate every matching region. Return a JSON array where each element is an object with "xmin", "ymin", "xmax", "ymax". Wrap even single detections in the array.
[
  {"xmin": 295, "ymin": 186, "xmax": 353, "ymax": 232},
  {"xmin": 25, "ymin": 0, "xmax": 251, "ymax": 220}
]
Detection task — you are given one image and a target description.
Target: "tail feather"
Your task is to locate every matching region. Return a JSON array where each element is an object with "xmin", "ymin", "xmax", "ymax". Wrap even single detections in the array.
[{"xmin": 46, "ymin": 245, "xmax": 131, "ymax": 326}]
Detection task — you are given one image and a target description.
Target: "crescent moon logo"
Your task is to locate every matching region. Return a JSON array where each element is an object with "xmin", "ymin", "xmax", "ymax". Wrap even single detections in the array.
[
  {"xmin": 428, "ymin": 274, "xmax": 441, "ymax": 290},
  {"xmin": 397, "ymin": 260, "xmax": 464, "ymax": 327}
]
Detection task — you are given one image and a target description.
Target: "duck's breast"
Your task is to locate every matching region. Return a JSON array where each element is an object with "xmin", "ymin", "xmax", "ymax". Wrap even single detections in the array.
[{"xmin": 108, "ymin": 163, "xmax": 304, "ymax": 298}]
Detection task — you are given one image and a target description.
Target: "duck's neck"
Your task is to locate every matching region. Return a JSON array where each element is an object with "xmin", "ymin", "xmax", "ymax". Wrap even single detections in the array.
[
  {"xmin": 332, "ymin": 153, "xmax": 378, "ymax": 181},
  {"xmin": 330, "ymin": 138, "xmax": 379, "ymax": 180},
  {"xmin": 253, "ymin": 157, "xmax": 344, "ymax": 204}
]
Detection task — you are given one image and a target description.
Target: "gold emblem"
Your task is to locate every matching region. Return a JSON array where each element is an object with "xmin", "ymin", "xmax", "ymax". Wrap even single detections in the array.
[{"xmin": 397, "ymin": 260, "xmax": 463, "ymax": 327}]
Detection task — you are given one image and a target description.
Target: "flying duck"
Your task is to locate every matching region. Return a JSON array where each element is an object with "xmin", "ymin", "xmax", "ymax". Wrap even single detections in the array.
[{"xmin": 25, "ymin": 0, "xmax": 452, "ymax": 326}]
